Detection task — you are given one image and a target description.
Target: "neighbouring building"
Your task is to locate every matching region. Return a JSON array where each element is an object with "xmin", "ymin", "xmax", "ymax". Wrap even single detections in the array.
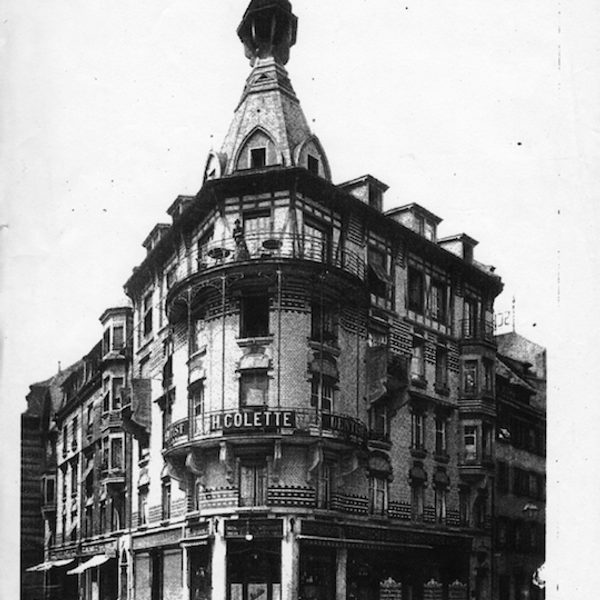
[
  {"xmin": 494, "ymin": 333, "xmax": 546, "ymax": 600},
  {"xmin": 20, "ymin": 2, "xmax": 551, "ymax": 600}
]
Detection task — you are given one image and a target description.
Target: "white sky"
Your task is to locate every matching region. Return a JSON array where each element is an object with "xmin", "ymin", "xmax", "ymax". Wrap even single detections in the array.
[{"xmin": 1, "ymin": 0, "xmax": 599, "ymax": 597}]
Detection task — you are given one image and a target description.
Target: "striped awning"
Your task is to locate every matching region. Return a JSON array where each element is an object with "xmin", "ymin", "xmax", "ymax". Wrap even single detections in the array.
[
  {"xmin": 67, "ymin": 555, "xmax": 110, "ymax": 575},
  {"xmin": 26, "ymin": 559, "xmax": 73, "ymax": 572}
]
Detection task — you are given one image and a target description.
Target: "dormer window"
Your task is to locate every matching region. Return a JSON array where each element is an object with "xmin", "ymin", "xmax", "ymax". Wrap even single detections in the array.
[
  {"xmin": 307, "ymin": 154, "xmax": 319, "ymax": 175},
  {"xmin": 250, "ymin": 147, "xmax": 266, "ymax": 168}
]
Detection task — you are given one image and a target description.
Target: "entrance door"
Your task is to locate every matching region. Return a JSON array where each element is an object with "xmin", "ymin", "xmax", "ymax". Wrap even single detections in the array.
[{"xmin": 227, "ymin": 541, "xmax": 281, "ymax": 600}]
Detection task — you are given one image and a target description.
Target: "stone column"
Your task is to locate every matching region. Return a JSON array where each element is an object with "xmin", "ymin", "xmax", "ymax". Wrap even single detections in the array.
[
  {"xmin": 281, "ymin": 517, "xmax": 299, "ymax": 600},
  {"xmin": 211, "ymin": 522, "xmax": 227, "ymax": 600},
  {"xmin": 181, "ymin": 545, "xmax": 189, "ymax": 600},
  {"xmin": 336, "ymin": 548, "xmax": 347, "ymax": 600}
]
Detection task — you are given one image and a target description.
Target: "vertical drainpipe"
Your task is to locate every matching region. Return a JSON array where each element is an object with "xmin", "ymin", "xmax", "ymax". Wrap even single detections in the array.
[
  {"xmin": 277, "ymin": 268, "xmax": 282, "ymax": 408},
  {"xmin": 221, "ymin": 275, "xmax": 226, "ymax": 412}
]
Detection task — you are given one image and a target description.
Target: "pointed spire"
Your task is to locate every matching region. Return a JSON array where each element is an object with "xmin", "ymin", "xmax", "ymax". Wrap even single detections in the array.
[{"xmin": 203, "ymin": 1, "xmax": 331, "ymax": 183}]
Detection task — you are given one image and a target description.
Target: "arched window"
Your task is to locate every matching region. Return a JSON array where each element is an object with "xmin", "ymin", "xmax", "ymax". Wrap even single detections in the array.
[{"xmin": 235, "ymin": 128, "xmax": 278, "ymax": 171}]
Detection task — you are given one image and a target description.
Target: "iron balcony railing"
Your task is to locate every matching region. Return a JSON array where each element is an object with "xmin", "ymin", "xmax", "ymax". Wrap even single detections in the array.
[
  {"xmin": 459, "ymin": 317, "xmax": 495, "ymax": 343},
  {"xmin": 164, "ymin": 407, "xmax": 368, "ymax": 450},
  {"xmin": 171, "ymin": 231, "xmax": 366, "ymax": 286}
]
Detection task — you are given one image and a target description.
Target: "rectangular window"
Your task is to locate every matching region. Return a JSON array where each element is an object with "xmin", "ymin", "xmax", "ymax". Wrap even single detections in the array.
[
  {"xmin": 410, "ymin": 338, "xmax": 425, "ymax": 382},
  {"xmin": 435, "ymin": 487, "xmax": 447, "ymax": 523},
  {"xmin": 317, "ymin": 463, "xmax": 333, "ymax": 509},
  {"xmin": 369, "ymin": 476, "xmax": 388, "ymax": 516},
  {"xmin": 497, "ymin": 462, "xmax": 509, "ymax": 493},
  {"xmin": 110, "ymin": 437, "xmax": 123, "ymax": 470},
  {"xmin": 112, "ymin": 325, "xmax": 124, "ymax": 350},
  {"xmin": 459, "ymin": 488, "xmax": 470, "ymax": 526},
  {"xmin": 429, "ymin": 279, "xmax": 447, "ymax": 322},
  {"xmin": 307, "ymin": 154, "xmax": 320, "ymax": 175},
  {"xmin": 162, "ymin": 478, "xmax": 171, "ymax": 520},
  {"xmin": 483, "ymin": 359, "xmax": 494, "ymax": 394},
  {"xmin": 424, "ymin": 221, "xmax": 435, "ymax": 241},
  {"xmin": 411, "ymin": 413, "xmax": 425, "ymax": 450},
  {"xmin": 369, "ymin": 403, "xmax": 388, "ymax": 441},
  {"xmin": 240, "ymin": 294, "xmax": 269, "ymax": 338},
  {"xmin": 189, "ymin": 314, "xmax": 205, "ymax": 354},
  {"xmin": 367, "ymin": 247, "xmax": 390, "ymax": 300},
  {"xmin": 311, "ymin": 376, "xmax": 334, "ymax": 412},
  {"xmin": 239, "ymin": 463, "xmax": 267, "ymax": 507},
  {"xmin": 70, "ymin": 459, "xmax": 78, "ymax": 496},
  {"xmin": 197, "ymin": 227, "xmax": 214, "ymax": 267},
  {"xmin": 463, "ymin": 360, "xmax": 478, "ymax": 394},
  {"xmin": 44, "ymin": 477, "xmax": 56, "ymax": 504},
  {"xmin": 240, "ymin": 370, "xmax": 269, "ymax": 407},
  {"xmin": 407, "ymin": 267, "xmax": 425, "ymax": 313},
  {"xmin": 250, "ymin": 147, "xmax": 266, "ymax": 168},
  {"xmin": 464, "ymin": 425, "xmax": 477, "ymax": 461},
  {"xmin": 99, "ymin": 501, "xmax": 107, "ymax": 533},
  {"xmin": 411, "ymin": 483, "xmax": 424, "ymax": 520},
  {"xmin": 482, "ymin": 424, "xmax": 493, "ymax": 459},
  {"xmin": 85, "ymin": 506, "xmax": 93, "ymax": 538},
  {"xmin": 143, "ymin": 292, "xmax": 153, "ymax": 337},
  {"xmin": 165, "ymin": 266, "xmax": 176, "ymax": 291},
  {"xmin": 71, "ymin": 417, "xmax": 78, "ymax": 450},
  {"xmin": 138, "ymin": 486, "xmax": 148, "ymax": 526},
  {"xmin": 463, "ymin": 298, "xmax": 478, "ymax": 337},
  {"xmin": 103, "ymin": 328, "xmax": 111, "ymax": 355},
  {"xmin": 191, "ymin": 383, "xmax": 204, "ymax": 435},
  {"xmin": 112, "ymin": 377, "xmax": 124, "ymax": 410},
  {"xmin": 435, "ymin": 418, "xmax": 447, "ymax": 455},
  {"xmin": 102, "ymin": 436, "xmax": 109, "ymax": 469},
  {"xmin": 311, "ymin": 302, "xmax": 336, "ymax": 343},
  {"xmin": 435, "ymin": 347, "xmax": 448, "ymax": 389},
  {"xmin": 62, "ymin": 426, "xmax": 68, "ymax": 456}
]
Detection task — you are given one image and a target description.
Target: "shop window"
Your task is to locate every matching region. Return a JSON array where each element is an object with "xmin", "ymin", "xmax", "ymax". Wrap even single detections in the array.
[
  {"xmin": 161, "ymin": 478, "xmax": 172, "ymax": 520},
  {"xmin": 311, "ymin": 302, "xmax": 336, "ymax": 343},
  {"xmin": 250, "ymin": 147, "xmax": 266, "ymax": 168},
  {"xmin": 435, "ymin": 347, "xmax": 448, "ymax": 390},
  {"xmin": 411, "ymin": 482, "xmax": 424, "ymax": 521},
  {"xmin": 143, "ymin": 292, "xmax": 153, "ymax": 337},
  {"xmin": 110, "ymin": 437, "xmax": 123, "ymax": 470},
  {"xmin": 410, "ymin": 337, "xmax": 425, "ymax": 383},
  {"xmin": 240, "ymin": 294, "xmax": 270, "ymax": 338},
  {"xmin": 240, "ymin": 370, "xmax": 269, "ymax": 407},
  {"xmin": 369, "ymin": 475, "xmax": 388, "ymax": 516},
  {"xmin": 307, "ymin": 154, "xmax": 320, "ymax": 175},
  {"xmin": 434, "ymin": 486, "xmax": 447, "ymax": 523},
  {"xmin": 463, "ymin": 360, "xmax": 478, "ymax": 394},
  {"xmin": 429, "ymin": 279, "xmax": 447, "ymax": 322},
  {"xmin": 311, "ymin": 376, "xmax": 334, "ymax": 413},
  {"xmin": 138, "ymin": 486, "xmax": 148, "ymax": 526},
  {"xmin": 464, "ymin": 425, "xmax": 477, "ymax": 461},
  {"xmin": 317, "ymin": 463, "xmax": 333, "ymax": 509},
  {"xmin": 407, "ymin": 267, "xmax": 425, "ymax": 313},
  {"xmin": 411, "ymin": 412, "xmax": 425, "ymax": 451},
  {"xmin": 435, "ymin": 417, "xmax": 447, "ymax": 455},
  {"xmin": 239, "ymin": 462, "xmax": 267, "ymax": 507}
]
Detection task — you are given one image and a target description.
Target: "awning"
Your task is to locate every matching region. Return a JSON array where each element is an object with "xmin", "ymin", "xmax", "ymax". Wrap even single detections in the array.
[
  {"xmin": 67, "ymin": 555, "xmax": 111, "ymax": 575},
  {"xmin": 26, "ymin": 559, "xmax": 73, "ymax": 572}
]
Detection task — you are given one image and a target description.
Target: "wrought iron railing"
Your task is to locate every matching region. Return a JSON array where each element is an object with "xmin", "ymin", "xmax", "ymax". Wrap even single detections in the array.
[
  {"xmin": 164, "ymin": 407, "xmax": 368, "ymax": 450},
  {"xmin": 171, "ymin": 231, "xmax": 366, "ymax": 286}
]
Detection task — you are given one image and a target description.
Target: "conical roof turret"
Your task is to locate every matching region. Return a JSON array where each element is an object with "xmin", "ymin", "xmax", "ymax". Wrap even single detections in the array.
[{"xmin": 203, "ymin": 0, "xmax": 331, "ymax": 182}]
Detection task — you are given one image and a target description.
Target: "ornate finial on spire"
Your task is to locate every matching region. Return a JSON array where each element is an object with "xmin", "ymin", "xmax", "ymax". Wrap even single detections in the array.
[{"xmin": 237, "ymin": 0, "xmax": 298, "ymax": 66}]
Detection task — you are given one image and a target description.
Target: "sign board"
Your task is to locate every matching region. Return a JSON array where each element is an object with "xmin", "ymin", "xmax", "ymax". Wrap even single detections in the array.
[{"xmin": 210, "ymin": 410, "xmax": 296, "ymax": 433}]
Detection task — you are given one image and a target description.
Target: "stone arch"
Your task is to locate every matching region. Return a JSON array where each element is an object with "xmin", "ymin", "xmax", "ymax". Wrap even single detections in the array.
[
  {"xmin": 234, "ymin": 126, "xmax": 281, "ymax": 171},
  {"xmin": 294, "ymin": 135, "xmax": 332, "ymax": 180}
]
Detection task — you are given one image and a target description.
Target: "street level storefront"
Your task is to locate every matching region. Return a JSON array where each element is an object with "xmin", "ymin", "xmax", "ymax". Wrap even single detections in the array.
[{"xmin": 132, "ymin": 517, "xmax": 472, "ymax": 600}]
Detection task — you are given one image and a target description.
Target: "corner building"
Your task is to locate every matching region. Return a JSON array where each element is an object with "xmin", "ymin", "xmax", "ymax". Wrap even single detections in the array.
[{"xmin": 120, "ymin": 2, "xmax": 503, "ymax": 600}]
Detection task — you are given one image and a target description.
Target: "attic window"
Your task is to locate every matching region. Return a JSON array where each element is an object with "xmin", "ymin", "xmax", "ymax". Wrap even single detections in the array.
[
  {"xmin": 307, "ymin": 154, "xmax": 319, "ymax": 175},
  {"xmin": 250, "ymin": 148, "xmax": 266, "ymax": 169}
]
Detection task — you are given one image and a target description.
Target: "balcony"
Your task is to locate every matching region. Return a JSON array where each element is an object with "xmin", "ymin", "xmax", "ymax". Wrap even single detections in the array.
[
  {"xmin": 458, "ymin": 451, "xmax": 494, "ymax": 479},
  {"xmin": 167, "ymin": 231, "xmax": 365, "ymax": 300},
  {"xmin": 164, "ymin": 408, "xmax": 368, "ymax": 453},
  {"xmin": 100, "ymin": 410, "xmax": 123, "ymax": 431},
  {"xmin": 459, "ymin": 318, "xmax": 495, "ymax": 344}
]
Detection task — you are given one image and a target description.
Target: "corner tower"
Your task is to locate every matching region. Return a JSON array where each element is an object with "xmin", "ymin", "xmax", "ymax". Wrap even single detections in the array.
[{"xmin": 204, "ymin": 0, "xmax": 331, "ymax": 181}]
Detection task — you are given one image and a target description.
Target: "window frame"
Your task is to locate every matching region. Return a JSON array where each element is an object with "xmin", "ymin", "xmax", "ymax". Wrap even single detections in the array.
[
  {"xmin": 240, "ymin": 293, "xmax": 270, "ymax": 338},
  {"xmin": 368, "ymin": 474, "xmax": 388, "ymax": 516},
  {"xmin": 239, "ymin": 461, "xmax": 268, "ymax": 507},
  {"xmin": 407, "ymin": 267, "xmax": 425, "ymax": 314}
]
